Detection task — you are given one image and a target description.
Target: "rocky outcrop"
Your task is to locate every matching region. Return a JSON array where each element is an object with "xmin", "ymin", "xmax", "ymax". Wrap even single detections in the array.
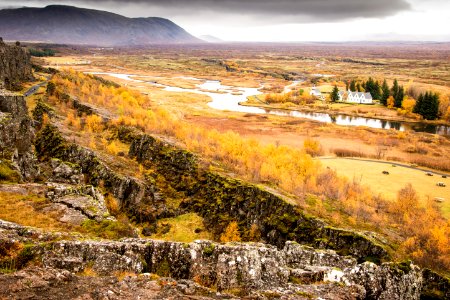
[
  {"xmin": 0, "ymin": 40, "xmax": 33, "ymax": 90},
  {"xmin": 49, "ymin": 158, "xmax": 84, "ymax": 184},
  {"xmin": 45, "ymin": 182, "xmax": 114, "ymax": 224},
  {"xmin": 35, "ymin": 124, "xmax": 164, "ymax": 223},
  {"xmin": 0, "ymin": 220, "xmax": 424, "ymax": 299},
  {"xmin": 0, "ymin": 91, "xmax": 39, "ymax": 181},
  {"xmin": 0, "ymin": 266, "xmax": 231, "ymax": 300},
  {"xmin": 127, "ymin": 133, "xmax": 388, "ymax": 263},
  {"xmin": 421, "ymin": 268, "xmax": 450, "ymax": 299}
]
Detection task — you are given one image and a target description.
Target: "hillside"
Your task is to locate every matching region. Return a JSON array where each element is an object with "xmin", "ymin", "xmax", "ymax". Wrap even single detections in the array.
[
  {"xmin": 0, "ymin": 5, "xmax": 200, "ymax": 46},
  {"xmin": 0, "ymin": 42, "xmax": 449, "ymax": 298}
]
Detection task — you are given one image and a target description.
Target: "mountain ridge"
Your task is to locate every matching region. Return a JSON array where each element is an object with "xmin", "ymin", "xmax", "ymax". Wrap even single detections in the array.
[{"xmin": 0, "ymin": 5, "xmax": 201, "ymax": 46}]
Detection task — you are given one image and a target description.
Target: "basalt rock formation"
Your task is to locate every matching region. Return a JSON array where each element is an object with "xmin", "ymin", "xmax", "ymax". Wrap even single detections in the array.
[
  {"xmin": 0, "ymin": 39, "xmax": 33, "ymax": 90},
  {"xmin": 0, "ymin": 91, "xmax": 39, "ymax": 181},
  {"xmin": 0, "ymin": 220, "xmax": 425, "ymax": 299}
]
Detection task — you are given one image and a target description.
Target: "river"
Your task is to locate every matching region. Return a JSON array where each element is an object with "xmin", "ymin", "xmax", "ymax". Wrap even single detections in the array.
[{"xmin": 88, "ymin": 72, "xmax": 450, "ymax": 136}]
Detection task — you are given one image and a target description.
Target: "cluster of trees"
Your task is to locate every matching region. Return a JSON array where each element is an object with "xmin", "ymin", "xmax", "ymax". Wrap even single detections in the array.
[
  {"xmin": 29, "ymin": 48, "xmax": 56, "ymax": 57},
  {"xmin": 50, "ymin": 70, "xmax": 450, "ymax": 273},
  {"xmin": 390, "ymin": 79, "xmax": 405, "ymax": 108},
  {"xmin": 264, "ymin": 89, "xmax": 315, "ymax": 105},
  {"xmin": 413, "ymin": 92, "xmax": 440, "ymax": 120},
  {"xmin": 346, "ymin": 78, "xmax": 395, "ymax": 106},
  {"xmin": 346, "ymin": 78, "xmax": 442, "ymax": 120}
]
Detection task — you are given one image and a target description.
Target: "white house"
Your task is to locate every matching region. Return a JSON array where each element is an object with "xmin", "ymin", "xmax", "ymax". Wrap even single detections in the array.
[
  {"xmin": 338, "ymin": 91, "xmax": 346, "ymax": 102},
  {"xmin": 346, "ymin": 91, "xmax": 373, "ymax": 104}
]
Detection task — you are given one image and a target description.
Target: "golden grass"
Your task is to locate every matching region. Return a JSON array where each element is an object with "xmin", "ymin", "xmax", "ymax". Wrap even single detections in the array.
[
  {"xmin": 0, "ymin": 192, "xmax": 69, "ymax": 231},
  {"xmin": 148, "ymin": 213, "xmax": 212, "ymax": 243},
  {"xmin": 319, "ymin": 158, "xmax": 450, "ymax": 218}
]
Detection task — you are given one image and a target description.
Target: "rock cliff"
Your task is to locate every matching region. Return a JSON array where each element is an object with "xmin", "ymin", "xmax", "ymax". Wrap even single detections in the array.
[
  {"xmin": 0, "ymin": 220, "xmax": 426, "ymax": 299},
  {"xmin": 0, "ymin": 39, "xmax": 33, "ymax": 90},
  {"xmin": 0, "ymin": 91, "xmax": 39, "ymax": 180}
]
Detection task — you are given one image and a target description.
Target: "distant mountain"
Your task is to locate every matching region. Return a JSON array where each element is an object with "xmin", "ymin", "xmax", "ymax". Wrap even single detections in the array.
[
  {"xmin": 199, "ymin": 35, "xmax": 224, "ymax": 43},
  {"xmin": 0, "ymin": 5, "xmax": 200, "ymax": 46}
]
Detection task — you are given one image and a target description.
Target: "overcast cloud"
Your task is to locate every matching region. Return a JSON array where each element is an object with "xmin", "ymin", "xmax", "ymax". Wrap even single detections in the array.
[
  {"xmin": 0, "ymin": 0, "xmax": 449, "ymax": 41},
  {"xmin": 0, "ymin": 0, "xmax": 412, "ymax": 22}
]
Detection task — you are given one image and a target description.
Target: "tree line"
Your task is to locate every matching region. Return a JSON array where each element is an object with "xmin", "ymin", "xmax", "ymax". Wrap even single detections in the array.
[{"xmin": 341, "ymin": 78, "xmax": 440, "ymax": 120}]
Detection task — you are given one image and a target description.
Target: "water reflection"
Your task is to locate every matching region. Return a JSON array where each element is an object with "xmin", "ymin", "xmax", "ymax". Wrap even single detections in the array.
[{"xmin": 87, "ymin": 72, "xmax": 450, "ymax": 137}]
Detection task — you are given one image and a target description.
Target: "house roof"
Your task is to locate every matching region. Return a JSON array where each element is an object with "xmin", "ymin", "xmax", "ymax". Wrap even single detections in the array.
[
  {"xmin": 364, "ymin": 93, "xmax": 372, "ymax": 99},
  {"xmin": 348, "ymin": 91, "xmax": 372, "ymax": 99}
]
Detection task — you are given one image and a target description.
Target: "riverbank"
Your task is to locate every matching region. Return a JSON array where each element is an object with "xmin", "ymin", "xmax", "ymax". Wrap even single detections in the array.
[
  {"xmin": 245, "ymin": 95, "xmax": 450, "ymax": 127},
  {"xmin": 243, "ymin": 96, "xmax": 450, "ymax": 136}
]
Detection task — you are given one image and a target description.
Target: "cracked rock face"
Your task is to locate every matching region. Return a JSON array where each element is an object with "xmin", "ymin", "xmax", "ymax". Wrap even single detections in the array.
[
  {"xmin": 0, "ymin": 42, "xmax": 33, "ymax": 90},
  {"xmin": 0, "ymin": 220, "xmax": 443, "ymax": 299},
  {"xmin": 39, "ymin": 239, "xmax": 423, "ymax": 299},
  {"xmin": 46, "ymin": 183, "xmax": 114, "ymax": 224},
  {"xmin": 0, "ymin": 93, "xmax": 39, "ymax": 181},
  {"xmin": 49, "ymin": 158, "xmax": 84, "ymax": 184}
]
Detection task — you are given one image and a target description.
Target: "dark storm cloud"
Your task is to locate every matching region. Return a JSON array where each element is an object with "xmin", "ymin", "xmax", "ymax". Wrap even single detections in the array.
[{"xmin": 5, "ymin": 0, "xmax": 412, "ymax": 22}]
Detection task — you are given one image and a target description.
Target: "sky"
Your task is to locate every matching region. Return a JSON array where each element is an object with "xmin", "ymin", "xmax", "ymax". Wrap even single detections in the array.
[{"xmin": 1, "ymin": 0, "xmax": 449, "ymax": 42}]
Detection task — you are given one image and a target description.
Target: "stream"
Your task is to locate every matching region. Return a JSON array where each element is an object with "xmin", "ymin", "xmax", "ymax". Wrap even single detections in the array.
[{"xmin": 88, "ymin": 72, "xmax": 450, "ymax": 136}]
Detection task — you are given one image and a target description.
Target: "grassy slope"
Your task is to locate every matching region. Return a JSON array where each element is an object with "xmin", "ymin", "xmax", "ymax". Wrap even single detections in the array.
[{"xmin": 319, "ymin": 158, "xmax": 450, "ymax": 218}]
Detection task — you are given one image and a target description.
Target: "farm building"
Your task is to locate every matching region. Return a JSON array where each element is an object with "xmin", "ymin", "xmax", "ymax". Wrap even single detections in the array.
[
  {"xmin": 346, "ymin": 91, "xmax": 373, "ymax": 104},
  {"xmin": 336, "ymin": 90, "xmax": 373, "ymax": 104}
]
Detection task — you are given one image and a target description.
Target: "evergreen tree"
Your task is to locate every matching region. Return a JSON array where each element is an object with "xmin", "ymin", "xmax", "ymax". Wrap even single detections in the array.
[
  {"xmin": 373, "ymin": 80, "xmax": 381, "ymax": 100},
  {"xmin": 391, "ymin": 79, "xmax": 399, "ymax": 102},
  {"xmin": 381, "ymin": 79, "xmax": 390, "ymax": 106},
  {"xmin": 364, "ymin": 77, "xmax": 380, "ymax": 100},
  {"xmin": 350, "ymin": 80, "xmax": 356, "ymax": 92},
  {"xmin": 345, "ymin": 81, "xmax": 349, "ymax": 91},
  {"xmin": 394, "ymin": 86, "xmax": 404, "ymax": 108},
  {"xmin": 413, "ymin": 93, "xmax": 424, "ymax": 114},
  {"xmin": 413, "ymin": 92, "xmax": 440, "ymax": 120},
  {"xmin": 330, "ymin": 85, "xmax": 339, "ymax": 102}
]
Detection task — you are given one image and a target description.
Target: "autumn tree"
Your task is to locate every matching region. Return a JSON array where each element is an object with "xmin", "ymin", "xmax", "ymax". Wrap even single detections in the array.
[
  {"xmin": 401, "ymin": 97, "xmax": 416, "ymax": 114},
  {"xmin": 391, "ymin": 183, "xmax": 420, "ymax": 225},
  {"xmin": 220, "ymin": 221, "xmax": 241, "ymax": 242},
  {"xmin": 46, "ymin": 82, "xmax": 56, "ymax": 96},
  {"xmin": 85, "ymin": 114, "xmax": 103, "ymax": 133},
  {"xmin": 387, "ymin": 96, "xmax": 395, "ymax": 108}
]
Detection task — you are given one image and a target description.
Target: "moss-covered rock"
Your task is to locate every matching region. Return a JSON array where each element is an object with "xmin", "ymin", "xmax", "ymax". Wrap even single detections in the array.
[
  {"xmin": 127, "ymin": 133, "xmax": 389, "ymax": 262},
  {"xmin": 421, "ymin": 269, "xmax": 450, "ymax": 300},
  {"xmin": 35, "ymin": 124, "xmax": 164, "ymax": 223}
]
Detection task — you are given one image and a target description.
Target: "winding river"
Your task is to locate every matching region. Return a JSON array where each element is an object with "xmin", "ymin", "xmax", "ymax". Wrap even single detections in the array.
[{"xmin": 89, "ymin": 72, "xmax": 450, "ymax": 136}]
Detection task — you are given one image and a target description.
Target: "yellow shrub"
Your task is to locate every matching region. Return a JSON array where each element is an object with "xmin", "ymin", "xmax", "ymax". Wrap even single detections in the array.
[{"xmin": 220, "ymin": 221, "xmax": 241, "ymax": 243}]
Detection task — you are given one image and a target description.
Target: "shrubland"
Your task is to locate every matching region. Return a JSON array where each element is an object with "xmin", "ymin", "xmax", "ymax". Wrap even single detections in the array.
[{"xmin": 46, "ymin": 69, "xmax": 450, "ymax": 274}]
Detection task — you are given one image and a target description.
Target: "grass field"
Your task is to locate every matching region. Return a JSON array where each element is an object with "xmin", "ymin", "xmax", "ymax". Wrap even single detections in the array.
[
  {"xmin": 147, "ymin": 213, "xmax": 212, "ymax": 243},
  {"xmin": 319, "ymin": 157, "xmax": 450, "ymax": 218}
]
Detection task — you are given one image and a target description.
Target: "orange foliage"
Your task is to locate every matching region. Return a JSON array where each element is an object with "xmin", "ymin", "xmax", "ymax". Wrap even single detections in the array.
[
  {"xmin": 51, "ymin": 70, "xmax": 450, "ymax": 273},
  {"xmin": 220, "ymin": 221, "xmax": 241, "ymax": 242}
]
